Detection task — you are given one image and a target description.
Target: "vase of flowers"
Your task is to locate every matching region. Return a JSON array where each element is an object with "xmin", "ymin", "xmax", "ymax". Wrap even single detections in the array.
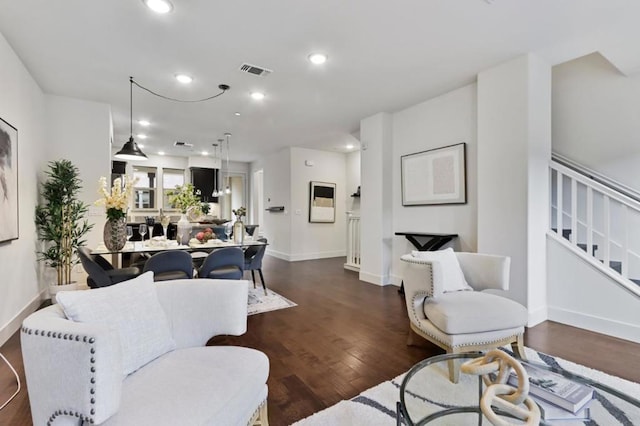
[
  {"xmin": 232, "ymin": 206, "xmax": 246, "ymax": 244},
  {"xmin": 96, "ymin": 176, "xmax": 135, "ymax": 251},
  {"xmin": 167, "ymin": 183, "xmax": 202, "ymax": 244}
]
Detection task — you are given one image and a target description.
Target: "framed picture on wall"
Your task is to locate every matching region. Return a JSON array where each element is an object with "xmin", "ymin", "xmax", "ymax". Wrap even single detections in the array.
[
  {"xmin": 0, "ymin": 117, "xmax": 18, "ymax": 242},
  {"xmin": 401, "ymin": 142, "xmax": 466, "ymax": 206},
  {"xmin": 309, "ymin": 181, "xmax": 336, "ymax": 223}
]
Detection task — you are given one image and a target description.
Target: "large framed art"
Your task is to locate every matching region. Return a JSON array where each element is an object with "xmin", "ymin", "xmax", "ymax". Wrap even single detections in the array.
[
  {"xmin": 309, "ymin": 181, "xmax": 336, "ymax": 223},
  {"xmin": 0, "ymin": 117, "xmax": 18, "ymax": 242},
  {"xmin": 401, "ymin": 142, "xmax": 466, "ymax": 206}
]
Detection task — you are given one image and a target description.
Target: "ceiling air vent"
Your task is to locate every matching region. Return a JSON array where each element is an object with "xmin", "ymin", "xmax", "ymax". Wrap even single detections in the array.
[
  {"xmin": 239, "ymin": 63, "xmax": 273, "ymax": 77},
  {"xmin": 174, "ymin": 141, "xmax": 194, "ymax": 148}
]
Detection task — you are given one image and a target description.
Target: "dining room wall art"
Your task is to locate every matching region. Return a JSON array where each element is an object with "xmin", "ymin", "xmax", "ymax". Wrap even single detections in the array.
[
  {"xmin": 401, "ymin": 142, "xmax": 467, "ymax": 206},
  {"xmin": 0, "ymin": 117, "xmax": 18, "ymax": 242},
  {"xmin": 309, "ymin": 181, "xmax": 336, "ymax": 223}
]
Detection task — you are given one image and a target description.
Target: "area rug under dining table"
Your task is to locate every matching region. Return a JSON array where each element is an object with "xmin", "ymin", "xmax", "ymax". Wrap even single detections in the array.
[
  {"xmin": 247, "ymin": 282, "xmax": 297, "ymax": 316},
  {"xmin": 293, "ymin": 346, "xmax": 640, "ymax": 425}
]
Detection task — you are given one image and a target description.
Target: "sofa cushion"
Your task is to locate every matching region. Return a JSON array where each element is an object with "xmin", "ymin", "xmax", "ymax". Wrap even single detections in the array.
[
  {"xmin": 423, "ymin": 291, "xmax": 527, "ymax": 334},
  {"xmin": 411, "ymin": 248, "xmax": 472, "ymax": 292},
  {"xmin": 56, "ymin": 271, "xmax": 176, "ymax": 375},
  {"xmin": 101, "ymin": 346, "xmax": 269, "ymax": 426}
]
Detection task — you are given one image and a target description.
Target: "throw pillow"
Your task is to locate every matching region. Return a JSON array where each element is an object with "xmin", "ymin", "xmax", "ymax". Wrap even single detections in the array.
[
  {"xmin": 411, "ymin": 248, "xmax": 472, "ymax": 292},
  {"xmin": 57, "ymin": 271, "xmax": 176, "ymax": 375}
]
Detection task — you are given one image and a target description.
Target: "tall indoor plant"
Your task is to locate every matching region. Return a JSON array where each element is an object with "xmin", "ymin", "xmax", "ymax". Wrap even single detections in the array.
[{"xmin": 35, "ymin": 160, "xmax": 93, "ymax": 287}]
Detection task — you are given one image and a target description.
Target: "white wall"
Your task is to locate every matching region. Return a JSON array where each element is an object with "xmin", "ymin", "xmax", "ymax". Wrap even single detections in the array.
[
  {"xmin": 251, "ymin": 148, "xmax": 291, "ymax": 258},
  {"xmin": 547, "ymin": 237, "xmax": 640, "ymax": 343},
  {"xmin": 289, "ymin": 147, "xmax": 347, "ymax": 261},
  {"xmin": 553, "ymin": 53, "xmax": 640, "ymax": 191},
  {"xmin": 390, "ymin": 84, "xmax": 478, "ymax": 285},
  {"xmin": 45, "ymin": 95, "xmax": 111, "ymax": 266},
  {"xmin": 477, "ymin": 54, "xmax": 551, "ymax": 325},
  {"xmin": 346, "ymin": 150, "xmax": 361, "ymax": 214},
  {"xmin": 0, "ymin": 31, "xmax": 47, "ymax": 345}
]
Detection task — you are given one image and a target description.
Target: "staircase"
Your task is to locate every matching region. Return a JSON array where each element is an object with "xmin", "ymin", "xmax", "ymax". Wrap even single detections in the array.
[
  {"xmin": 550, "ymin": 155, "xmax": 640, "ymax": 296},
  {"xmin": 344, "ymin": 212, "xmax": 361, "ymax": 272}
]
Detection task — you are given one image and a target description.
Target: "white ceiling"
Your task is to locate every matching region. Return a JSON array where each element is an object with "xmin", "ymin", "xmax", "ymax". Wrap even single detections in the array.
[{"xmin": 0, "ymin": 0, "xmax": 639, "ymax": 162}]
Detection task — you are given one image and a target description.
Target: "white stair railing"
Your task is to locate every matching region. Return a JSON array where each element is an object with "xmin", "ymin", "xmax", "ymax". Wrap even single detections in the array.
[
  {"xmin": 345, "ymin": 213, "xmax": 361, "ymax": 271},
  {"xmin": 549, "ymin": 160, "xmax": 640, "ymax": 297}
]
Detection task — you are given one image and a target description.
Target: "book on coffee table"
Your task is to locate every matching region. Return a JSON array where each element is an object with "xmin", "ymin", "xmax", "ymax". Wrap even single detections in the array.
[
  {"xmin": 508, "ymin": 364, "xmax": 594, "ymax": 413},
  {"xmin": 536, "ymin": 397, "xmax": 592, "ymax": 422}
]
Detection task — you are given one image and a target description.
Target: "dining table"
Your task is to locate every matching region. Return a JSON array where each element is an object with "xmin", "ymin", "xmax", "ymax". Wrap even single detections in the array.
[{"xmin": 92, "ymin": 238, "xmax": 267, "ymax": 268}]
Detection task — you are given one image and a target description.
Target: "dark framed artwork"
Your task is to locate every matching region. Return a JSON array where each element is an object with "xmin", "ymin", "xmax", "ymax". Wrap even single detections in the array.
[
  {"xmin": 0, "ymin": 117, "xmax": 18, "ymax": 242},
  {"xmin": 401, "ymin": 142, "xmax": 467, "ymax": 206},
  {"xmin": 309, "ymin": 181, "xmax": 336, "ymax": 223}
]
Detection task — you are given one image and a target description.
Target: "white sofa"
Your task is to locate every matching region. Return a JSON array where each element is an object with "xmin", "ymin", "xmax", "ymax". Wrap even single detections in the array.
[{"xmin": 21, "ymin": 278, "xmax": 269, "ymax": 426}]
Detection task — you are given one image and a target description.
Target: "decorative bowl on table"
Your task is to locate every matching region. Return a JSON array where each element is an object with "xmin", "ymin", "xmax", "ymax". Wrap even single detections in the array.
[{"xmin": 148, "ymin": 236, "xmax": 178, "ymax": 248}]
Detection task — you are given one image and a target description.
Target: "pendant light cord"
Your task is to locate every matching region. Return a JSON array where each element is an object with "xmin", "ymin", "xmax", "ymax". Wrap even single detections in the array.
[
  {"xmin": 131, "ymin": 78, "xmax": 230, "ymax": 103},
  {"xmin": 129, "ymin": 76, "xmax": 134, "ymax": 136}
]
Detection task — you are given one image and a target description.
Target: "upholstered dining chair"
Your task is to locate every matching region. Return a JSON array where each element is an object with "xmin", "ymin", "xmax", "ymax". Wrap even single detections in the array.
[
  {"xmin": 199, "ymin": 247, "xmax": 244, "ymax": 280},
  {"xmin": 77, "ymin": 247, "xmax": 141, "ymax": 288},
  {"xmin": 244, "ymin": 238, "xmax": 268, "ymax": 295},
  {"xmin": 400, "ymin": 249, "xmax": 528, "ymax": 383},
  {"xmin": 142, "ymin": 251, "xmax": 194, "ymax": 281}
]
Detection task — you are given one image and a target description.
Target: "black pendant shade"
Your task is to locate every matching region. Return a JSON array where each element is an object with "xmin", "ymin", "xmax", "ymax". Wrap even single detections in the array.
[
  {"xmin": 114, "ymin": 76, "xmax": 148, "ymax": 161},
  {"xmin": 115, "ymin": 136, "xmax": 148, "ymax": 161}
]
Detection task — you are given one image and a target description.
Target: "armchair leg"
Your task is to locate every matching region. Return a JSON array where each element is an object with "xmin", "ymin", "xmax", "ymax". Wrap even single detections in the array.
[
  {"xmin": 511, "ymin": 334, "xmax": 526, "ymax": 360},
  {"xmin": 253, "ymin": 401, "xmax": 269, "ymax": 426},
  {"xmin": 447, "ymin": 349, "xmax": 460, "ymax": 384},
  {"xmin": 258, "ymin": 269, "xmax": 267, "ymax": 296},
  {"xmin": 251, "ymin": 270, "xmax": 256, "ymax": 288}
]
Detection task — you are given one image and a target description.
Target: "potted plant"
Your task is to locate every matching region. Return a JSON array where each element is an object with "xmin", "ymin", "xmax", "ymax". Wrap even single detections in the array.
[
  {"xmin": 95, "ymin": 175, "xmax": 135, "ymax": 251},
  {"xmin": 167, "ymin": 183, "xmax": 202, "ymax": 244},
  {"xmin": 35, "ymin": 160, "xmax": 93, "ymax": 300}
]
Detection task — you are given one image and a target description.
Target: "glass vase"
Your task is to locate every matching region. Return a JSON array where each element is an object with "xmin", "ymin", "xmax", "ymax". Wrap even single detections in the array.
[{"xmin": 103, "ymin": 217, "xmax": 127, "ymax": 251}]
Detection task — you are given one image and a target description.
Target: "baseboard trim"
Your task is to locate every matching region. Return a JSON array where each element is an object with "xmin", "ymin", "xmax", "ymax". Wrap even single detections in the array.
[
  {"xmin": 389, "ymin": 274, "xmax": 402, "ymax": 287},
  {"xmin": 527, "ymin": 306, "xmax": 548, "ymax": 327},
  {"xmin": 548, "ymin": 305, "xmax": 640, "ymax": 344},
  {"xmin": 266, "ymin": 249, "xmax": 346, "ymax": 262},
  {"xmin": 0, "ymin": 289, "xmax": 47, "ymax": 347},
  {"xmin": 343, "ymin": 263, "xmax": 360, "ymax": 272},
  {"xmin": 359, "ymin": 271, "xmax": 392, "ymax": 286}
]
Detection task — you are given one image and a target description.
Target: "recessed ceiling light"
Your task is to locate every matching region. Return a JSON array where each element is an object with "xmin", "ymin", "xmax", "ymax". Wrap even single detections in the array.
[
  {"xmin": 143, "ymin": 0, "xmax": 173, "ymax": 14},
  {"xmin": 158, "ymin": 151, "xmax": 165, "ymax": 156},
  {"xmin": 137, "ymin": 144, "xmax": 145, "ymax": 149},
  {"xmin": 308, "ymin": 53, "xmax": 328, "ymax": 65},
  {"xmin": 234, "ymin": 112, "xmax": 241, "ymax": 116},
  {"xmin": 138, "ymin": 120, "xmax": 150, "ymax": 127},
  {"xmin": 175, "ymin": 74, "xmax": 193, "ymax": 84},
  {"xmin": 201, "ymin": 151, "xmax": 208, "ymax": 156},
  {"xmin": 250, "ymin": 92, "xmax": 265, "ymax": 100},
  {"xmin": 346, "ymin": 144, "xmax": 354, "ymax": 150},
  {"xmin": 137, "ymin": 133, "xmax": 148, "ymax": 139}
]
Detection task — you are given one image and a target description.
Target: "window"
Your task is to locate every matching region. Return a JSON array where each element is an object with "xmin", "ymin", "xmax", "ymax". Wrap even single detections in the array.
[
  {"xmin": 132, "ymin": 167, "xmax": 157, "ymax": 209},
  {"xmin": 163, "ymin": 168, "xmax": 185, "ymax": 210}
]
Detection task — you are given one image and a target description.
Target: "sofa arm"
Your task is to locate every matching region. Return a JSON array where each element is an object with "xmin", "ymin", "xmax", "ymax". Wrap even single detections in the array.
[
  {"xmin": 21, "ymin": 305, "xmax": 122, "ymax": 426},
  {"xmin": 455, "ymin": 252, "xmax": 511, "ymax": 291},
  {"xmin": 155, "ymin": 279, "xmax": 249, "ymax": 349}
]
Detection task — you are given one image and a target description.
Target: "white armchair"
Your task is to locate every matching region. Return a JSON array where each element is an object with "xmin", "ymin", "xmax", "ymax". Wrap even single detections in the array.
[
  {"xmin": 21, "ymin": 278, "xmax": 269, "ymax": 426},
  {"xmin": 401, "ymin": 251, "xmax": 527, "ymax": 382}
]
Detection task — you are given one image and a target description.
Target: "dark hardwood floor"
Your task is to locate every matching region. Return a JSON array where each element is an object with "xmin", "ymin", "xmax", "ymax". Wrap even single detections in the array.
[{"xmin": 1, "ymin": 256, "xmax": 639, "ymax": 425}]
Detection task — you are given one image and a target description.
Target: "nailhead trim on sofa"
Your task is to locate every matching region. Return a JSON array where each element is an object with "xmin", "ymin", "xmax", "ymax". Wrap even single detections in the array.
[{"xmin": 21, "ymin": 326, "xmax": 97, "ymax": 425}]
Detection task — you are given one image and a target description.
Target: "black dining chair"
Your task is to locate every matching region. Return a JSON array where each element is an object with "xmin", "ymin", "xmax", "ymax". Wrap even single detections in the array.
[
  {"xmin": 142, "ymin": 251, "xmax": 194, "ymax": 281},
  {"xmin": 198, "ymin": 247, "xmax": 244, "ymax": 280},
  {"xmin": 77, "ymin": 247, "xmax": 141, "ymax": 288},
  {"xmin": 244, "ymin": 238, "xmax": 268, "ymax": 295}
]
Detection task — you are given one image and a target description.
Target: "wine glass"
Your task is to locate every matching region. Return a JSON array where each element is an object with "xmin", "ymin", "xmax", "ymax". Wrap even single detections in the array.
[
  {"xmin": 139, "ymin": 224, "xmax": 147, "ymax": 244},
  {"xmin": 225, "ymin": 223, "xmax": 232, "ymax": 242},
  {"xmin": 126, "ymin": 226, "xmax": 133, "ymax": 247},
  {"xmin": 160, "ymin": 215, "xmax": 171, "ymax": 240}
]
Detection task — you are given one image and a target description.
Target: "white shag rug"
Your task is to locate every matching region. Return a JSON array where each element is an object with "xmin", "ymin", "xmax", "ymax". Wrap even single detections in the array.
[
  {"xmin": 247, "ymin": 282, "xmax": 296, "ymax": 316},
  {"xmin": 293, "ymin": 346, "xmax": 640, "ymax": 425}
]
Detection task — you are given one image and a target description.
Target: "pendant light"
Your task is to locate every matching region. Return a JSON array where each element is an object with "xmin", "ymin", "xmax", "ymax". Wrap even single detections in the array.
[
  {"xmin": 115, "ymin": 77, "xmax": 148, "ymax": 161},
  {"xmin": 224, "ymin": 133, "xmax": 232, "ymax": 195},
  {"xmin": 211, "ymin": 140, "xmax": 222, "ymax": 197}
]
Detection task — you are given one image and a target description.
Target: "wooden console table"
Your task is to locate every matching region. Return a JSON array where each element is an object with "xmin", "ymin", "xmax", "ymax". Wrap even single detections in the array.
[{"xmin": 395, "ymin": 232, "xmax": 458, "ymax": 293}]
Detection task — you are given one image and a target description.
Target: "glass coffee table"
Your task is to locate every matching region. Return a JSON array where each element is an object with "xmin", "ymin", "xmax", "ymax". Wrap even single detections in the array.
[{"xmin": 397, "ymin": 352, "xmax": 640, "ymax": 425}]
